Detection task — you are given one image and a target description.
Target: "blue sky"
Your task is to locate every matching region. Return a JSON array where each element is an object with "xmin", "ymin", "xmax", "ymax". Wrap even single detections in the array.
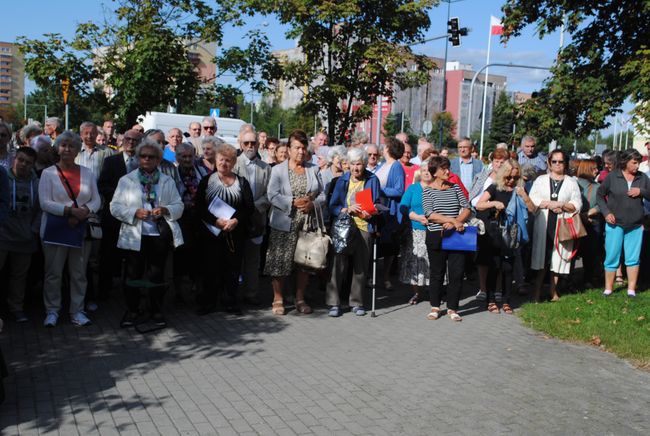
[{"xmin": 2, "ymin": 0, "xmax": 625, "ymax": 134}]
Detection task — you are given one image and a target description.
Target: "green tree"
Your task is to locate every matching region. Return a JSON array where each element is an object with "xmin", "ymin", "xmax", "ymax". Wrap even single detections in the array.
[
  {"xmin": 487, "ymin": 91, "xmax": 515, "ymax": 154},
  {"xmin": 17, "ymin": 0, "xmax": 236, "ymax": 128},
  {"xmin": 432, "ymin": 111, "xmax": 456, "ymax": 148},
  {"xmin": 253, "ymin": 99, "xmax": 317, "ymax": 138},
  {"xmin": 502, "ymin": 0, "xmax": 649, "ymax": 137},
  {"xmin": 383, "ymin": 113, "xmax": 411, "ymax": 138},
  {"xmin": 228, "ymin": 0, "xmax": 437, "ymax": 145}
]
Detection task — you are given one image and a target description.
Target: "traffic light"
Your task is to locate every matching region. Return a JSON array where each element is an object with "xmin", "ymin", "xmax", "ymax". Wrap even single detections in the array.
[{"xmin": 448, "ymin": 17, "xmax": 468, "ymax": 47}]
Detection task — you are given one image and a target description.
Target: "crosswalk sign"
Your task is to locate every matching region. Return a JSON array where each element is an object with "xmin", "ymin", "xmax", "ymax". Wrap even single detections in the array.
[{"xmin": 210, "ymin": 108, "xmax": 220, "ymax": 118}]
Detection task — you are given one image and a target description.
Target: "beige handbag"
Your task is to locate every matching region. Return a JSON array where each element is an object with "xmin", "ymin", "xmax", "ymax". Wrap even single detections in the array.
[{"xmin": 294, "ymin": 203, "xmax": 331, "ymax": 270}]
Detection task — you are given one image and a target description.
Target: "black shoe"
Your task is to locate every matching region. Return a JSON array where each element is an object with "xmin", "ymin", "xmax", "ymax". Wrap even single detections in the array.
[
  {"xmin": 151, "ymin": 313, "xmax": 167, "ymax": 327},
  {"xmin": 196, "ymin": 306, "xmax": 217, "ymax": 316},
  {"xmin": 225, "ymin": 305, "xmax": 243, "ymax": 316},
  {"xmin": 120, "ymin": 311, "xmax": 139, "ymax": 328}
]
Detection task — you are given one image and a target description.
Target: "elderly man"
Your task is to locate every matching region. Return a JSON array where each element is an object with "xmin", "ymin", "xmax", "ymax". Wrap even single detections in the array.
[
  {"xmin": 76, "ymin": 122, "xmax": 114, "ymax": 179},
  {"xmin": 201, "ymin": 116, "xmax": 218, "ymax": 137},
  {"xmin": 164, "ymin": 128, "xmax": 183, "ymax": 164},
  {"xmin": 366, "ymin": 144, "xmax": 381, "ymax": 173},
  {"xmin": 411, "ymin": 138, "xmax": 434, "ymax": 165},
  {"xmin": 450, "ymin": 137, "xmax": 483, "ymax": 190},
  {"xmin": 517, "ymin": 135, "xmax": 547, "ymax": 173},
  {"xmin": 396, "ymin": 132, "xmax": 410, "ymax": 149},
  {"xmin": 234, "ymin": 130, "xmax": 271, "ymax": 305},
  {"xmin": 97, "ymin": 129, "xmax": 143, "ymax": 300},
  {"xmin": 102, "ymin": 119, "xmax": 118, "ymax": 150},
  {"xmin": 44, "ymin": 117, "xmax": 62, "ymax": 141},
  {"xmin": 310, "ymin": 131, "xmax": 329, "ymax": 165},
  {"xmin": 188, "ymin": 121, "xmax": 203, "ymax": 155}
]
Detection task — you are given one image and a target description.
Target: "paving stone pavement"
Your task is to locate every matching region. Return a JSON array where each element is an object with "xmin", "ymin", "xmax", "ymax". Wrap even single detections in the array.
[{"xmin": 1, "ymin": 279, "xmax": 649, "ymax": 436}]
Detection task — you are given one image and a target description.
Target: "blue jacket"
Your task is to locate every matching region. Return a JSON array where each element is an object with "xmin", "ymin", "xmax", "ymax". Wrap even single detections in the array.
[
  {"xmin": 329, "ymin": 170, "xmax": 380, "ymax": 233},
  {"xmin": 399, "ymin": 183, "xmax": 427, "ymax": 231},
  {"xmin": 506, "ymin": 191, "xmax": 529, "ymax": 244},
  {"xmin": 380, "ymin": 161, "xmax": 406, "ymax": 222}
]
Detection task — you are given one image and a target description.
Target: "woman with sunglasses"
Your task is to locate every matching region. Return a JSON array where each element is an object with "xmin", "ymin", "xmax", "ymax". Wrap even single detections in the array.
[
  {"xmin": 110, "ymin": 139, "xmax": 184, "ymax": 328},
  {"xmin": 597, "ymin": 148, "xmax": 650, "ymax": 297},
  {"xmin": 476, "ymin": 159, "xmax": 534, "ymax": 313},
  {"xmin": 529, "ymin": 149, "xmax": 582, "ymax": 302}
]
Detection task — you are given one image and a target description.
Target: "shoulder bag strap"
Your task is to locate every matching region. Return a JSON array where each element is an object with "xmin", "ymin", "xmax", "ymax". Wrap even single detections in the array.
[{"xmin": 55, "ymin": 165, "xmax": 79, "ymax": 208}]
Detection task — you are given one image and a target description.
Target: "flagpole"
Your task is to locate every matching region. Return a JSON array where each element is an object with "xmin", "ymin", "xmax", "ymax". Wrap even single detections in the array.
[{"xmin": 478, "ymin": 18, "xmax": 492, "ymax": 160}]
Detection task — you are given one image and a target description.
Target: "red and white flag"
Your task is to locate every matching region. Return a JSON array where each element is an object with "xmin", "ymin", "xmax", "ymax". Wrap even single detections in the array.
[{"xmin": 490, "ymin": 15, "xmax": 504, "ymax": 36}]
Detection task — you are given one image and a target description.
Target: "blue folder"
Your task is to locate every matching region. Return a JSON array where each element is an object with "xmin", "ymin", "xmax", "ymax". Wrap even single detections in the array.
[
  {"xmin": 42, "ymin": 214, "xmax": 86, "ymax": 248},
  {"xmin": 441, "ymin": 226, "xmax": 478, "ymax": 252}
]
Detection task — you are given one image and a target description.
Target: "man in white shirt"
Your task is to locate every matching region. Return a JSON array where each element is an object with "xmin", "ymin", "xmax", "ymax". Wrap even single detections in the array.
[
  {"xmin": 411, "ymin": 138, "xmax": 433, "ymax": 165},
  {"xmin": 234, "ymin": 131, "xmax": 271, "ymax": 305}
]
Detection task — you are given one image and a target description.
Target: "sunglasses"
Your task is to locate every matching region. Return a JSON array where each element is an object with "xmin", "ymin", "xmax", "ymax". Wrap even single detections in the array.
[
  {"xmin": 242, "ymin": 141, "xmax": 257, "ymax": 146},
  {"xmin": 551, "ymin": 160, "xmax": 564, "ymax": 164},
  {"xmin": 139, "ymin": 154, "xmax": 157, "ymax": 160},
  {"xmin": 368, "ymin": 153, "xmax": 378, "ymax": 156},
  {"xmin": 202, "ymin": 126, "xmax": 215, "ymax": 130},
  {"xmin": 505, "ymin": 176, "xmax": 520, "ymax": 181}
]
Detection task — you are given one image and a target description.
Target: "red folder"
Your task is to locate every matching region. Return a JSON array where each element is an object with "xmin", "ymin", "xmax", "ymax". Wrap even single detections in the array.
[{"xmin": 355, "ymin": 188, "xmax": 377, "ymax": 215}]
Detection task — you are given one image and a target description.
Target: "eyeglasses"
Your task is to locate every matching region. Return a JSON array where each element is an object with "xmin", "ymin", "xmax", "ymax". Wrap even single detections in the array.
[
  {"xmin": 139, "ymin": 154, "xmax": 157, "ymax": 160},
  {"xmin": 505, "ymin": 176, "xmax": 520, "ymax": 181},
  {"xmin": 368, "ymin": 153, "xmax": 378, "ymax": 157},
  {"xmin": 551, "ymin": 160, "xmax": 564, "ymax": 164},
  {"xmin": 202, "ymin": 125, "xmax": 215, "ymax": 130},
  {"xmin": 242, "ymin": 141, "xmax": 257, "ymax": 146},
  {"xmin": 191, "ymin": 128, "xmax": 201, "ymax": 131}
]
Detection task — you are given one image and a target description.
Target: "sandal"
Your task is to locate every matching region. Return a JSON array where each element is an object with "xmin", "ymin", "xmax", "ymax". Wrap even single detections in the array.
[
  {"xmin": 426, "ymin": 307, "xmax": 441, "ymax": 320},
  {"xmin": 408, "ymin": 293, "xmax": 420, "ymax": 305},
  {"xmin": 448, "ymin": 310, "xmax": 462, "ymax": 322},
  {"xmin": 295, "ymin": 300, "xmax": 313, "ymax": 315},
  {"xmin": 487, "ymin": 302, "xmax": 500, "ymax": 314},
  {"xmin": 502, "ymin": 303, "xmax": 513, "ymax": 314},
  {"xmin": 271, "ymin": 300, "xmax": 285, "ymax": 316}
]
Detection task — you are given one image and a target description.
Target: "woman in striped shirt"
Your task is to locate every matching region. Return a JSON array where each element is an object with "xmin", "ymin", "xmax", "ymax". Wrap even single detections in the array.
[{"xmin": 423, "ymin": 156, "xmax": 471, "ymax": 322}]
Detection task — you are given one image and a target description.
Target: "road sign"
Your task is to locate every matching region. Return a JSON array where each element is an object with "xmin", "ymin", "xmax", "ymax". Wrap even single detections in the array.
[
  {"xmin": 210, "ymin": 108, "xmax": 220, "ymax": 118},
  {"xmin": 422, "ymin": 120, "xmax": 433, "ymax": 135},
  {"xmin": 61, "ymin": 79, "xmax": 70, "ymax": 105}
]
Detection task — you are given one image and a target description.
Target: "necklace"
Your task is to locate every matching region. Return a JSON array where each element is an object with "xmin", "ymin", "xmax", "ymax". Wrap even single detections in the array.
[{"xmin": 550, "ymin": 177, "xmax": 563, "ymax": 199}]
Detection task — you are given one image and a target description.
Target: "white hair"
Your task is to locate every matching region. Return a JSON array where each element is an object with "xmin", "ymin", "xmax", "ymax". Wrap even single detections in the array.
[{"xmin": 347, "ymin": 147, "xmax": 368, "ymax": 165}]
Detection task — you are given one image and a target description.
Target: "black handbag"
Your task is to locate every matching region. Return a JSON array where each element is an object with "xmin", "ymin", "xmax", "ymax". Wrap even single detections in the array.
[
  {"xmin": 331, "ymin": 213, "xmax": 357, "ymax": 255},
  {"xmin": 486, "ymin": 213, "xmax": 519, "ymax": 251}
]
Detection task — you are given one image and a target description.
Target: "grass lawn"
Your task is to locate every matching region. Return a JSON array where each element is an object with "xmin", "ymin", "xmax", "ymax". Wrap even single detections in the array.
[{"xmin": 518, "ymin": 288, "xmax": 650, "ymax": 369}]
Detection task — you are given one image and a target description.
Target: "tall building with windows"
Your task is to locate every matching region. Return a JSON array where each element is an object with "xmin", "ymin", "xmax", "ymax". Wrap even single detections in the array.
[{"xmin": 0, "ymin": 42, "xmax": 25, "ymax": 108}]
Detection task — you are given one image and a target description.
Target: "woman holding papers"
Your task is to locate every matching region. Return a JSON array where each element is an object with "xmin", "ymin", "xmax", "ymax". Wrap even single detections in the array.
[
  {"xmin": 326, "ymin": 148, "xmax": 380, "ymax": 317},
  {"xmin": 423, "ymin": 156, "xmax": 471, "ymax": 322},
  {"xmin": 110, "ymin": 139, "xmax": 184, "ymax": 328},
  {"xmin": 39, "ymin": 132, "xmax": 101, "ymax": 327},
  {"xmin": 264, "ymin": 129, "xmax": 324, "ymax": 316},
  {"xmin": 195, "ymin": 144, "xmax": 254, "ymax": 316}
]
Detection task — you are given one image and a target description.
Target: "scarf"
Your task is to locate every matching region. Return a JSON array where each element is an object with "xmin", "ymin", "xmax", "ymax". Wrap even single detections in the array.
[
  {"xmin": 138, "ymin": 168, "xmax": 160, "ymax": 206},
  {"xmin": 180, "ymin": 165, "xmax": 199, "ymax": 207}
]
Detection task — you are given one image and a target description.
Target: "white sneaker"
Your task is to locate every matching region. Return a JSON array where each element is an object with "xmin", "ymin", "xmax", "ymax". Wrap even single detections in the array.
[
  {"xmin": 71, "ymin": 311, "xmax": 92, "ymax": 326},
  {"xmin": 43, "ymin": 312, "xmax": 58, "ymax": 327}
]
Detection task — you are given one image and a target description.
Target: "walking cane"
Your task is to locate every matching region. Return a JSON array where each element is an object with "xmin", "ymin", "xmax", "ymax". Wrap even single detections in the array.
[{"xmin": 371, "ymin": 234, "xmax": 378, "ymax": 318}]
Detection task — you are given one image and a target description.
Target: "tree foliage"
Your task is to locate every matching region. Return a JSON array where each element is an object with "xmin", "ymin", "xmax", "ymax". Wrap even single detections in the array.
[
  {"xmin": 501, "ymin": 0, "xmax": 650, "ymax": 137},
  {"xmin": 17, "ymin": 0, "xmax": 236, "ymax": 128},
  {"xmin": 229, "ymin": 0, "xmax": 438, "ymax": 145},
  {"xmin": 432, "ymin": 111, "xmax": 456, "ymax": 148},
  {"xmin": 253, "ymin": 99, "xmax": 317, "ymax": 138},
  {"xmin": 487, "ymin": 91, "xmax": 515, "ymax": 153}
]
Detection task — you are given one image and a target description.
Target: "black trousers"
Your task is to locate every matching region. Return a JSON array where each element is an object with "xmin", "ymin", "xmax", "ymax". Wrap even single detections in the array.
[
  {"xmin": 487, "ymin": 254, "xmax": 514, "ymax": 304},
  {"xmin": 99, "ymin": 222, "xmax": 125, "ymax": 297},
  {"xmin": 124, "ymin": 234, "xmax": 171, "ymax": 314},
  {"xmin": 426, "ymin": 231, "xmax": 465, "ymax": 311},
  {"xmin": 198, "ymin": 233, "xmax": 244, "ymax": 309}
]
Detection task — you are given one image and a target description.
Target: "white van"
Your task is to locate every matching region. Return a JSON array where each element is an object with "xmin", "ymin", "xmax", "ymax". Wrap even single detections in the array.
[{"xmin": 138, "ymin": 111, "xmax": 248, "ymax": 146}]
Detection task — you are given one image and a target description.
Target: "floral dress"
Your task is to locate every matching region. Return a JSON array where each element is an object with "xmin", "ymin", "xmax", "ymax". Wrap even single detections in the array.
[{"xmin": 263, "ymin": 170, "xmax": 309, "ymax": 277}]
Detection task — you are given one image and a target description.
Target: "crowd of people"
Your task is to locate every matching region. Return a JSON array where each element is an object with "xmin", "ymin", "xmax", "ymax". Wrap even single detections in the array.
[{"xmin": 0, "ymin": 115, "xmax": 648, "ymax": 328}]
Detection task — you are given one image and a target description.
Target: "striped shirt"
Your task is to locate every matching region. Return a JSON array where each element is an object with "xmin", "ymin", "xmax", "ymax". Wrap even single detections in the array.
[
  {"xmin": 75, "ymin": 145, "xmax": 114, "ymax": 181},
  {"xmin": 422, "ymin": 184, "xmax": 469, "ymax": 232}
]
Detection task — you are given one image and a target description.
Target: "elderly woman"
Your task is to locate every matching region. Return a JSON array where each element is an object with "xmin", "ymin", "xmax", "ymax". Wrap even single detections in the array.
[
  {"xmin": 273, "ymin": 143, "xmax": 288, "ymax": 166},
  {"xmin": 174, "ymin": 143, "xmax": 204, "ymax": 293},
  {"xmin": 194, "ymin": 144, "xmax": 254, "ymax": 315},
  {"xmin": 423, "ymin": 156, "xmax": 471, "ymax": 321},
  {"xmin": 399, "ymin": 161, "xmax": 435, "ymax": 305},
  {"xmin": 575, "ymin": 159, "xmax": 603, "ymax": 288},
  {"xmin": 110, "ymin": 138, "xmax": 184, "ymax": 328},
  {"xmin": 144, "ymin": 129, "xmax": 182, "ymax": 186},
  {"xmin": 376, "ymin": 137, "xmax": 406, "ymax": 290},
  {"xmin": 321, "ymin": 146, "xmax": 346, "ymax": 191},
  {"xmin": 19, "ymin": 124, "xmax": 43, "ymax": 150},
  {"xmin": 39, "ymin": 132, "xmax": 101, "ymax": 327},
  {"xmin": 264, "ymin": 129, "xmax": 324, "ymax": 315},
  {"xmin": 469, "ymin": 147, "xmax": 509, "ymax": 302},
  {"xmin": 326, "ymin": 148, "xmax": 379, "ymax": 317},
  {"xmin": 597, "ymin": 149, "xmax": 650, "ymax": 297},
  {"xmin": 196, "ymin": 136, "xmax": 221, "ymax": 177},
  {"xmin": 263, "ymin": 137, "xmax": 279, "ymax": 165},
  {"xmin": 529, "ymin": 149, "xmax": 582, "ymax": 302},
  {"xmin": 476, "ymin": 159, "xmax": 535, "ymax": 313}
]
